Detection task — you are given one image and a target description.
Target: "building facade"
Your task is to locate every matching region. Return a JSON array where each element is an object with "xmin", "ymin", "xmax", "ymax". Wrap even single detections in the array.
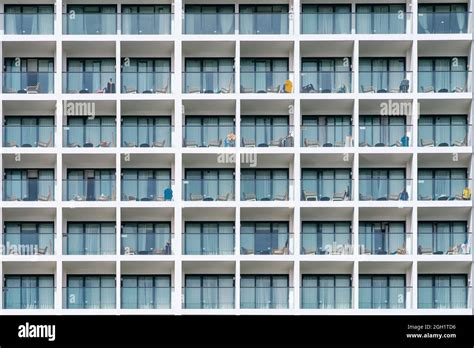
[{"xmin": 0, "ymin": 0, "xmax": 473, "ymax": 315}]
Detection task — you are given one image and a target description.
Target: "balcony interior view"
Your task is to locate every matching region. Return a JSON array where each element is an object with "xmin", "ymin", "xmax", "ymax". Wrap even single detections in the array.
[{"xmin": 0, "ymin": 0, "xmax": 472, "ymax": 315}]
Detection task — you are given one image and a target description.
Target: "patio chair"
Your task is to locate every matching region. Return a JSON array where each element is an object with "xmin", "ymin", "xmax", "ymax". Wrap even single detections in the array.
[
  {"xmin": 208, "ymin": 139, "xmax": 222, "ymax": 147},
  {"xmin": 241, "ymin": 247, "xmax": 254, "ymax": 255},
  {"xmin": 36, "ymin": 247, "xmax": 48, "ymax": 255},
  {"xmin": 267, "ymin": 85, "xmax": 281, "ymax": 93},
  {"xmin": 240, "ymin": 85, "xmax": 254, "ymax": 93},
  {"xmin": 155, "ymin": 78, "xmax": 170, "ymax": 93},
  {"xmin": 99, "ymin": 140, "xmax": 111, "ymax": 147},
  {"xmin": 242, "ymin": 138, "xmax": 256, "ymax": 147},
  {"xmin": 421, "ymin": 139, "xmax": 434, "ymax": 147},
  {"xmin": 304, "ymin": 139, "xmax": 320, "ymax": 147},
  {"xmin": 269, "ymin": 138, "xmax": 283, "ymax": 147},
  {"xmin": 190, "ymin": 194, "xmax": 204, "ymax": 201},
  {"xmin": 421, "ymin": 86, "xmax": 435, "ymax": 93},
  {"xmin": 303, "ymin": 190, "xmax": 317, "ymax": 201},
  {"xmin": 360, "ymin": 85, "xmax": 375, "ymax": 93},
  {"xmin": 220, "ymin": 76, "xmax": 234, "ymax": 94},
  {"xmin": 243, "ymin": 193, "xmax": 257, "ymax": 201},
  {"xmin": 217, "ymin": 192, "xmax": 230, "ymax": 201},
  {"xmin": 38, "ymin": 137, "xmax": 53, "ymax": 148},
  {"xmin": 152, "ymin": 140, "xmax": 166, "ymax": 147},
  {"xmin": 26, "ymin": 83, "xmax": 40, "ymax": 94},
  {"xmin": 388, "ymin": 192, "xmax": 401, "ymax": 200},
  {"xmin": 359, "ymin": 194, "xmax": 373, "ymax": 201},
  {"xmin": 184, "ymin": 140, "xmax": 199, "ymax": 147},
  {"xmin": 332, "ymin": 191, "xmax": 346, "ymax": 201},
  {"xmin": 123, "ymin": 86, "xmax": 137, "ymax": 94},
  {"xmin": 272, "ymin": 246, "xmax": 288, "ymax": 255},
  {"xmin": 274, "ymin": 192, "xmax": 288, "ymax": 201},
  {"xmin": 97, "ymin": 194, "xmax": 111, "ymax": 201},
  {"xmin": 5, "ymin": 140, "xmax": 18, "ymax": 147},
  {"xmin": 38, "ymin": 189, "xmax": 52, "ymax": 201},
  {"xmin": 452, "ymin": 136, "xmax": 467, "ymax": 147}
]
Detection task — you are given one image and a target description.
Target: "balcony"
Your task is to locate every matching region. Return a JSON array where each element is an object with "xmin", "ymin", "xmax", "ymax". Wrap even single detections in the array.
[
  {"xmin": 3, "ymin": 232, "xmax": 54, "ymax": 255},
  {"xmin": 3, "ymin": 286, "xmax": 54, "ymax": 309},
  {"xmin": 418, "ymin": 178, "xmax": 469, "ymax": 201},
  {"xmin": 121, "ymin": 179, "xmax": 173, "ymax": 202},
  {"xmin": 240, "ymin": 72, "xmax": 292, "ymax": 93},
  {"xmin": 63, "ymin": 287, "xmax": 116, "ymax": 309},
  {"xmin": 301, "ymin": 12, "xmax": 351, "ymax": 34},
  {"xmin": 300, "ymin": 71, "xmax": 352, "ymax": 93},
  {"xmin": 183, "ymin": 179, "xmax": 235, "ymax": 201},
  {"xmin": 63, "ymin": 72, "xmax": 116, "ymax": 94},
  {"xmin": 301, "ymin": 179, "xmax": 352, "ymax": 201},
  {"xmin": 241, "ymin": 125, "xmax": 294, "ymax": 147},
  {"xmin": 62, "ymin": 13, "xmax": 117, "ymax": 35},
  {"xmin": 184, "ymin": 232, "xmax": 234, "ymax": 255},
  {"xmin": 184, "ymin": 287, "xmax": 235, "ymax": 309},
  {"xmin": 4, "ymin": 12, "xmax": 54, "ymax": 35},
  {"xmin": 240, "ymin": 286, "xmax": 290, "ymax": 309},
  {"xmin": 121, "ymin": 124, "xmax": 172, "ymax": 148},
  {"xmin": 63, "ymin": 125, "xmax": 116, "ymax": 148},
  {"xmin": 418, "ymin": 286, "xmax": 470, "ymax": 309},
  {"xmin": 121, "ymin": 286, "xmax": 171, "ymax": 309},
  {"xmin": 241, "ymin": 232, "xmax": 292, "ymax": 255},
  {"xmin": 121, "ymin": 72, "xmax": 171, "ymax": 94},
  {"xmin": 183, "ymin": 125, "xmax": 236, "ymax": 148},
  {"xmin": 184, "ymin": 13, "xmax": 235, "ymax": 34},
  {"xmin": 418, "ymin": 124, "xmax": 470, "ymax": 147},
  {"xmin": 239, "ymin": 13, "xmax": 289, "ymax": 34},
  {"xmin": 3, "ymin": 179, "xmax": 54, "ymax": 202},
  {"xmin": 3, "ymin": 72, "xmax": 54, "ymax": 94},
  {"xmin": 183, "ymin": 72, "xmax": 234, "ymax": 94},
  {"xmin": 63, "ymin": 178, "xmax": 116, "ymax": 201},
  {"xmin": 359, "ymin": 232, "xmax": 411, "ymax": 255},
  {"xmin": 3, "ymin": 125, "xmax": 54, "ymax": 148},
  {"xmin": 359, "ymin": 286, "xmax": 408, "ymax": 309},
  {"xmin": 356, "ymin": 12, "xmax": 411, "ymax": 34},
  {"xmin": 359, "ymin": 71, "xmax": 411, "ymax": 93},
  {"xmin": 418, "ymin": 71, "xmax": 470, "ymax": 93},
  {"xmin": 121, "ymin": 13, "xmax": 172, "ymax": 35},
  {"xmin": 301, "ymin": 232, "xmax": 353, "ymax": 255},
  {"xmin": 63, "ymin": 233, "xmax": 115, "ymax": 255},
  {"xmin": 241, "ymin": 179, "xmax": 292, "ymax": 201},
  {"xmin": 359, "ymin": 125, "xmax": 412, "ymax": 147},
  {"xmin": 121, "ymin": 232, "xmax": 172, "ymax": 255},
  {"xmin": 301, "ymin": 287, "xmax": 352, "ymax": 309},
  {"xmin": 418, "ymin": 12, "xmax": 471, "ymax": 34},
  {"xmin": 301, "ymin": 125, "xmax": 353, "ymax": 148},
  {"xmin": 418, "ymin": 232, "xmax": 471, "ymax": 255},
  {"xmin": 359, "ymin": 179, "xmax": 412, "ymax": 201}
]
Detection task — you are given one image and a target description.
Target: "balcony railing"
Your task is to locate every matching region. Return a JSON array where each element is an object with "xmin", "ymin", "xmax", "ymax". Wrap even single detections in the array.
[
  {"xmin": 63, "ymin": 72, "xmax": 116, "ymax": 94},
  {"xmin": 356, "ymin": 12, "xmax": 412, "ymax": 34},
  {"xmin": 241, "ymin": 232, "xmax": 292, "ymax": 255},
  {"xmin": 183, "ymin": 72, "xmax": 234, "ymax": 94},
  {"xmin": 418, "ymin": 286, "xmax": 471, "ymax": 309},
  {"xmin": 63, "ymin": 287, "xmax": 116, "ymax": 309},
  {"xmin": 121, "ymin": 72, "xmax": 171, "ymax": 94},
  {"xmin": 3, "ymin": 125, "xmax": 55, "ymax": 148},
  {"xmin": 3, "ymin": 232, "xmax": 54, "ymax": 255},
  {"xmin": 359, "ymin": 71, "xmax": 412, "ymax": 93},
  {"xmin": 241, "ymin": 178, "xmax": 292, "ymax": 201},
  {"xmin": 121, "ymin": 286, "xmax": 172, "ymax": 309},
  {"xmin": 239, "ymin": 13, "xmax": 289, "ymax": 34},
  {"xmin": 301, "ymin": 233, "xmax": 353, "ymax": 255},
  {"xmin": 301, "ymin": 179, "xmax": 352, "ymax": 201},
  {"xmin": 418, "ymin": 71, "xmax": 471, "ymax": 93},
  {"xmin": 359, "ymin": 178, "xmax": 412, "ymax": 201},
  {"xmin": 121, "ymin": 125, "xmax": 172, "ymax": 148},
  {"xmin": 418, "ymin": 12, "xmax": 471, "ymax": 34},
  {"xmin": 3, "ymin": 72, "xmax": 54, "ymax": 94},
  {"xmin": 240, "ymin": 72, "xmax": 292, "ymax": 93},
  {"xmin": 63, "ymin": 179, "xmax": 116, "ymax": 201},
  {"xmin": 301, "ymin": 71, "xmax": 352, "ymax": 93},
  {"xmin": 301, "ymin": 287, "xmax": 352, "ymax": 309},
  {"xmin": 121, "ymin": 179, "xmax": 173, "ymax": 202},
  {"xmin": 184, "ymin": 13, "xmax": 235, "ymax": 34},
  {"xmin": 359, "ymin": 286, "xmax": 408, "ymax": 309},
  {"xmin": 3, "ymin": 287, "xmax": 55, "ymax": 309},
  {"xmin": 240, "ymin": 286, "xmax": 291, "ymax": 309},
  {"xmin": 121, "ymin": 13, "xmax": 172, "ymax": 35},
  {"xmin": 418, "ymin": 232, "xmax": 471, "ymax": 255},
  {"xmin": 417, "ymin": 178, "xmax": 470, "ymax": 201},
  {"xmin": 183, "ymin": 125, "xmax": 236, "ymax": 147},
  {"xmin": 4, "ymin": 13, "xmax": 55, "ymax": 35},
  {"xmin": 301, "ymin": 125, "xmax": 353, "ymax": 148},
  {"xmin": 359, "ymin": 125, "xmax": 412, "ymax": 147},
  {"xmin": 62, "ymin": 13, "xmax": 117, "ymax": 35},
  {"xmin": 183, "ymin": 179, "xmax": 235, "ymax": 201},
  {"xmin": 301, "ymin": 12, "xmax": 352, "ymax": 34},
  {"xmin": 184, "ymin": 287, "xmax": 235, "ymax": 309},
  {"xmin": 359, "ymin": 232, "xmax": 411, "ymax": 255},
  {"xmin": 63, "ymin": 125, "xmax": 116, "ymax": 148},
  {"xmin": 184, "ymin": 232, "xmax": 235, "ymax": 255},
  {"xmin": 63, "ymin": 233, "xmax": 115, "ymax": 255},
  {"xmin": 418, "ymin": 124, "xmax": 470, "ymax": 147},
  {"xmin": 122, "ymin": 232, "xmax": 172, "ymax": 255},
  {"xmin": 3, "ymin": 179, "xmax": 54, "ymax": 202},
  {"xmin": 241, "ymin": 125, "xmax": 294, "ymax": 147}
]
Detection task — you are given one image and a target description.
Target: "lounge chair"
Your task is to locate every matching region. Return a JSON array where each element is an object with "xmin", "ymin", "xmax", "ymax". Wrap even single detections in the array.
[
  {"xmin": 359, "ymin": 194, "xmax": 373, "ymax": 201},
  {"xmin": 241, "ymin": 247, "xmax": 254, "ymax": 255},
  {"xmin": 187, "ymin": 85, "xmax": 201, "ymax": 93},
  {"xmin": 269, "ymin": 138, "xmax": 282, "ymax": 147},
  {"xmin": 184, "ymin": 140, "xmax": 198, "ymax": 147},
  {"xmin": 155, "ymin": 78, "xmax": 170, "ymax": 93},
  {"xmin": 421, "ymin": 139, "xmax": 434, "ymax": 147},
  {"xmin": 303, "ymin": 190, "xmax": 317, "ymax": 201},
  {"xmin": 333, "ymin": 191, "xmax": 346, "ymax": 201},
  {"xmin": 208, "ymin": 139, "xmax": 222, "ymax": 147},
  {"xmin": 243, "ymin": 193, "xmax": 257, "ymax": 201},
  {"xmin": 421, "ymin": 86, "xmax": 435, "ymax": 93},
  {"xmin": 267, "ymin": 85, "xmax": 280, "ymax": 93},
  {"xmin": 99, "ymin": 140, "xmax": 111, "ymax": 147},
  {"xmin": 190, "ymin": 194, "xmax": 204, "ymax": 201},
  {"xmin": 304, "ymin": 139, "xmax": 320, "ymax": 147},
  {"xmin": 359, "ymin": 141, "xmax": 370, "ymax": 147},
  {"xmin": 453, "ymin": 86, "xmax": 464, "ymax": 93},
  {"xmin": 97, "ymin": 194, "xmax": 111, "ymax": 201},
  {"xmin": 38, "ymin": 137, "xmax": 52, "ymax": 147},
  {"xmin": 26, "ymin": 83, "xmax": 40, "ymax": 94},
  {"xmin": 217, "ymin": 193, "xmax": 230, "ymax": 201},
  {"xmin": 123, "ymin": 86, "xmax": 137, "ymax": 94},
  {"xmin": 389, "ymin": 192, "xmax": 400, "ymax": 200},
  {"xmin": 220, "ymin": 76, "xmax": 234, "ymax": 94},
  {"xmin": 272, "ymin": 247, "xmax": 288, "ymax": 255},
  {"xmin": 36, "ymin": 247, "xmax": 48, "ymax": 255},
  {"xmin": 360, "ymin": 85, "xmax": 375, "ymax": 93},
  {"xmin": 242, "ymin": 138, "xmax": 256, "ymax": 147},
  {"xmin": 274, "ymin": 192, "xmax": 288, "ymax": 201},
  {"xmin": 240, "ymin": 85, "xmax": 254, "ymax": 93},
  {"xmin": 152, "ymin": 140, "xmax": 166, "ymax": 147},
  {"xmin": 38, "ymin": 190, "xmax": 52, "ymax": 201},
  {"xmin": 452, "ymin": 136, "xmax": 467, "ymax": 147}
]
